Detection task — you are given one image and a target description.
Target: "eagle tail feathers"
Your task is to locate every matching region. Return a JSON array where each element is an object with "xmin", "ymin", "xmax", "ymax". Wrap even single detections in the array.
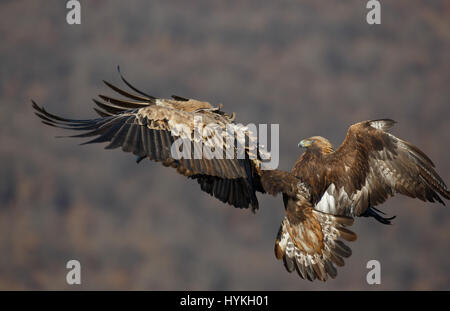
[{"xmin": 274, "ymin": 210, "xmax": 356, "ymax": 282}]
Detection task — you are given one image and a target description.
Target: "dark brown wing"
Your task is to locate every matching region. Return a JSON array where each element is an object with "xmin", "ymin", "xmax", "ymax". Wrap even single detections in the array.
[
  {"xmin": 259, "ymin": 170, "xmax": 300, "ymax": 197},
  {"xmin": 308, "ymin": 119, "xmax": 450, "ymax": 217},
  {"xmin": 32, "ymin": 78, "xmax": 262, "ymax": 210},
  {"xmin": 260, "ymin": 170, "xmax": 357, "ymax": 281}
]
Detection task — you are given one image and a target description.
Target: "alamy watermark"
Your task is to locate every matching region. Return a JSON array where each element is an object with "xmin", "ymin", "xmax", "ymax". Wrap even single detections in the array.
[
  {"xmin": 366, "ymin": 259, "xmax": 381, "ymax": 284},
  {"xmin": 66, "ymin": 259, "xmax": 81, "ymax": 285},
  {"xmin": 66, "ymin": 0, "xmax": 81, "ymax": 25},
  {"xmin": 366, "ymin": 0, "xmax": 381, "ymax": 25}
]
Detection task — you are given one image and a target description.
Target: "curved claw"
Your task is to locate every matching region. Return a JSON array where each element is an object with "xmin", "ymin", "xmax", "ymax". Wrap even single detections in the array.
[
  {"xmin": 136, "ymin": 155, "xmax": 146, "ymax": 163},
  {"xmin": 361, "ymin": 207, "xmax": 396, "ymax": 225}
]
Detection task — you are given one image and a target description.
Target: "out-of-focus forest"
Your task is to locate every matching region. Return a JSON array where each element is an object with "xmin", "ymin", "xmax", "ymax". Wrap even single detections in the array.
[{"xmin": 0, "ymin": 0, "xmax": 449, "ymax": 290}]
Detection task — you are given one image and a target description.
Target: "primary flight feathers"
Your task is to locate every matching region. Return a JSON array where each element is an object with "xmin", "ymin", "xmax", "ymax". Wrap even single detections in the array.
[{"xmin": 33, "ymin": 71, "xmax": 449, "ymax": 282}]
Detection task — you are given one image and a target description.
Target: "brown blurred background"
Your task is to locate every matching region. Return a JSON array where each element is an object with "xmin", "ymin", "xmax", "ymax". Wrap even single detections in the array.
[{"xmin": 0, "ymin": 0, "xmax": 449, "ymax": 290}]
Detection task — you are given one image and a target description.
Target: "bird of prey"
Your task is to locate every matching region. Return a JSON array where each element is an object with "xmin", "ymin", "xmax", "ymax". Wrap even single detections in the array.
[{"xmin": 32, "ymin": 71, "xmax": 449, "ymax": 282}]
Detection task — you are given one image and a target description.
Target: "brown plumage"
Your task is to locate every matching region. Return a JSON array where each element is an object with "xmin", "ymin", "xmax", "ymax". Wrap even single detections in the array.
[
  {"xmin": 32, "ymin": 71, "xmax": 449, "ymax": 282},
  {"xmin": 272, "ymin": 119, "xmax": 449, "ymax": 281},
  {"xmin": 33, "ymin": 71, "xmax": 262, "ymax": 211},
  {"xmin": 294, "ymin": 120, "xmax": 450, "ymax": 215}
]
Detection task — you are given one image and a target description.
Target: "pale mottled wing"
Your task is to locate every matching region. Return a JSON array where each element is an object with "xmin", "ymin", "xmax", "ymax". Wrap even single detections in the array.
[
  {"xmin": 316, "ymin": 119, "xmax": 450, "ymax": 217},
  {"xmin": 32, "ymin": 78, "xmax": 261, "ymax": 210},
  {"xmin": 258, "ymin": 171, "xmax": 357, "ymax": 281},
  {"xmin": 275, "ymin": 200, "xmax": 356, "ymax": 281}
]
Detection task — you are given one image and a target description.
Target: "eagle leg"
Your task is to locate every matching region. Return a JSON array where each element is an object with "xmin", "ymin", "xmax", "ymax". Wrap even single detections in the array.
[{"xmin": 361, "ymin": 207, "xmax": 396, "ymax": 225}]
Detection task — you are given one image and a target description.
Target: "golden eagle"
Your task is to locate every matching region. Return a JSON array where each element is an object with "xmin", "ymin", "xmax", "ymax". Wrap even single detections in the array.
[{"xmin": 32, "ymin": 72, "xmax": 449, "ymax": 282}]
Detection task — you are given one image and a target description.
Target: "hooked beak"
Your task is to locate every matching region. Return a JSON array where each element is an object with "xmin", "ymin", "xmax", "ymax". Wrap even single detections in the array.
[{"xmin": 298, "ymin": 139, "xmax": 310, "ymax": 148}]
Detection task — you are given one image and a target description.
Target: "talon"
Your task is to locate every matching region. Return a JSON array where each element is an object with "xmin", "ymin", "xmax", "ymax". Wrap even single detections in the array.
[
  {"xmin": 361, "ymin": 207, "xmax": 396, "ymax": 225},
  {"xmin": 136, "ymin": 155, "xmax": 146, "ymax": 163}
]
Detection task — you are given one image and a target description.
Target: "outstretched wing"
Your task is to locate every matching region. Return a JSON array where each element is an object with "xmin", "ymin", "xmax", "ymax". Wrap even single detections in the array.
[
  {"xmin": 313, "ymin": 119, "xmax": 450, "ymax": 217},
  {"xmin": 32, "ymin": 74, "xmax": 263, "ymax": 210},
  {"xmin": 260, "ymin": 170, "xmax": 357, "ymax": 281}
]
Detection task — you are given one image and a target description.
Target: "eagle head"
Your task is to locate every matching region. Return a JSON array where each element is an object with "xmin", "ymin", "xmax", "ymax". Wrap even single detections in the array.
[{"xmin": 298, "ymin": 136, "xmax": 334, "ymax": 154}]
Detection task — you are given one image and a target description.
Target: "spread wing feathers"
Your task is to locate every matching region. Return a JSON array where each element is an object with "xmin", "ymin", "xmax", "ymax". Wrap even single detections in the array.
[
  {"xmin": 264, "ymin": 175, "xmax": 357, "ymax": 281},
  {"xmin": 313, "ymin": 119, "xmax": 449, "ymax": 217},
  {"xmin": 32, "ymin": 79, "xmax": 263, "ymax": 210},
  {"xmin": 275, "ymin": 208, "xmax": 356, "ymax": 281},
  {"xmin": 194, "ymin": 173, "xmax": 262, "ymax": 209},
  {"xmin": 94, "ymin": 71, "xmax": 158, "ymax": 117}
]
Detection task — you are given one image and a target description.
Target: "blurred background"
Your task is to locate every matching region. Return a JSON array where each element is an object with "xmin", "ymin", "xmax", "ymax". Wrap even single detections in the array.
[{"xmin": 0, "ymin": 0, "xmax": 449, "ymax": 290}]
